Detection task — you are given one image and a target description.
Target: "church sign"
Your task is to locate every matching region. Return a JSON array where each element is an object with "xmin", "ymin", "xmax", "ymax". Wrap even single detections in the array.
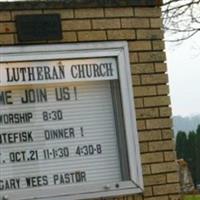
[{"xmin": 0, "ymin": 42, "xmax": 143, "ymax": 200}]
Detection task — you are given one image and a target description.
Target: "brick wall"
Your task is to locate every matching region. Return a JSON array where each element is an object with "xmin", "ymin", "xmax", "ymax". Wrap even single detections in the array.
[{"xmin": 0, "ymin": 3, "xmax": 181, "ymax": 200}]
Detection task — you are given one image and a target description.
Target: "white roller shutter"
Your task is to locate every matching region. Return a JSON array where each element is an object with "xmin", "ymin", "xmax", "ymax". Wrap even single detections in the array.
[{"xmin": 0, "ymin": 80, "xmax": 122, "ymax": 189}]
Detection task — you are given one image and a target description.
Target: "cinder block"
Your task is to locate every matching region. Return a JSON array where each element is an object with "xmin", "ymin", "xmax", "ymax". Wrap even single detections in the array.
[
  {"xmin": 151, "ymin": 162, "xmax": 178, "ymax": 174},
  {"xmin": 136, "ymin": 108, "xmax": 159, "ymax": 119},
  {"xmin": 164, "ymin": 151, "xmax": 177, "ymax": 162},
  {"xmin": 135, "ymin": 8, "xmax": 161, "ymax": 17},
  {"xmin": 105, "ymin": 7, "xmax": 133, "ymax": 17},
  {"xmin": 134, "ymin": 195, "xmax": 143, "ymax": 200},
  {"xmin": 132, "ymin": 75, "xmax": 141, "ymax": 85},
  {"xmin": 167, "ymin": 172, "xmax": 180, "ymax": 183},
  {"xmin": 137, "ymin": 120, "xmax": 146, "ymax": 130},
  {"xmin": 62, "ymin": 32, "xmax": 77, "ymax": 42},
  {"xmin": 44, "ymin": 9, "xmax": 74, "ymax": 19},
  {"xmin": 152, "ymin": 40, "xmax": 165, "ymax": 50},
  {"xmin": 141, "ymin": 152, "xmax": 164, "ymax": 164},
  {"xmin": 144, "ymin": 96, "xmax": 171, "ymax": 107},
  {"xmin": 144, "ymin": 174, "xmax": 166, "ymax": 186},
  {"xmin": 146, "ymin": 118, "xmax": 172, "ymax": 129},
  {"xmin": 134, "ymin": 98, "xmax": 144, "ymax": 108},
  {"xmin": 92, "ymin": 19, "xmax": 120, "ymax": 30},
  {"xmin": 75, "ymin": 8, "xmax": 104, "ymax": 18},
  {"xmin": 162, "ymin": 129, "xmax": 174, "ymax": 140},
  {"xmin": 0, "ymin": 34, "xmax": 14, "ymax": 45},
  {"xmin": 159, "ymin": 107, "xmax": 172, "ymax": 117},
  {"xmin": 0, "ymin": 11, "xmax": 11, "ymax": 21},
  {"xmin": 157, "ymin": 85, "xmax": 169, "ymax": 95},
  {"xmin": 128, "ymin": 41, "xmax": 152, "ymax": 51},
  {"xmin": 141, "ymin": 74, "xmax": 168, "ymax": 85},
  {"xmin": 11, "ymin": 10, "xmax": 42, "ymax": 20},
  {"xmin": 150, "ymin": 18, "xmax": 163, "ymax": 28},
  {"xmin": 121, "ymin": 18, "xmax": 149, "ymax": 28},
  {"xmin": 0, "ymin": 22, "xmax": 15, "ymax": 33},
  {"xmin": 131, "ymin": 63, "xmax": 155, "ymax": 74},
  {"xmin": 149, "ymin": 140, "xmax": 174, "ymax": 152},
  {"xmin": 155, "ymin": 63, "xmax": 167, "ymax": 72},
  {"xmin": 144, "ymin": 196, "xmax": 169, "ymax": 200},
  {"xmin": 139, "ymin": 130, "xmax": 162, "ymax": 142},
  {"xmin": 62, "ymin": 20, "xmax": 91, "ymax": 31},
  {"xmin": 134, "ymin": 86, "xmax": 157, "ymax": 97},
  {"xmin": 78, "ymin": 31, "xmax": 106, "ymax": 41},
  {"xmin": 143, "ymin": 186, "xmax": 153, "ymax": 197},
  {"xmin": 139, "ymin": 52, "xmax": 166, "ymax": 62},
  {"xmin": 107, "ymin": 29, "xmax": 136, "ymax": 40},
  {"xmin": 153, "ymin": 183, "xmax": 181, "ymax": 195},
  {"xmin": 142, "ymin": 165, "xmax": 151, "ymax": 175},
  {"xmin": 129, "ymin": 52, "xmax": 139, "ymax": 63},
  {"xmin": 168, "ymin": 194, "xmax": 182, "ymax": 200},
  {"xmin": 140, "ymin": 142, "xmax": 149, "ymax": 153},
  {"xmin": 127, "ymin": 196, "xmax": 135, "ymax": 200},
  {"xmin": 137, "ymin": 29, "xmax": 163, "ymax": 40}
]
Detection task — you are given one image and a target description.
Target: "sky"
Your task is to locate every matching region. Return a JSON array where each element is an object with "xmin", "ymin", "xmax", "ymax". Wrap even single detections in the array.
[{"xmin": 165, "ymin": 33, "xmax": 200, "ymax": 117}]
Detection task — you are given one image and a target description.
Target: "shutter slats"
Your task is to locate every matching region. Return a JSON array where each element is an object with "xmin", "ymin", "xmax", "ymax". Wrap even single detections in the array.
[{"xmin": 0, "ymin": 81, "xmax": 122, "ymax": 189}]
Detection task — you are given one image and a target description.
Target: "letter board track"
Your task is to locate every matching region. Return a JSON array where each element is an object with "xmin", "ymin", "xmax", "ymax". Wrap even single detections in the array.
[{"xmin": 0, "ymin": 42, "xmax": 143, "ymax": 200}]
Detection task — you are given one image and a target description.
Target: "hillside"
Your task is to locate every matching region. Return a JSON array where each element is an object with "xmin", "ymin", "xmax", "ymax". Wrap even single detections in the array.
[{"xmin": 173, "ymin": 115, "xmax": 200, "ymax": 134}]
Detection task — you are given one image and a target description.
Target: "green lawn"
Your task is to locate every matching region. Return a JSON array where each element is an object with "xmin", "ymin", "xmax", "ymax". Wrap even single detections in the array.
[{"xmin": 184, "ymin": 195, "xmax": 200, "ymax": 200}]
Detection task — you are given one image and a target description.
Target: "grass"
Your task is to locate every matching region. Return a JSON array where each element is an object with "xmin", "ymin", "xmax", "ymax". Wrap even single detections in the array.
[{"xmin": 184, "ymin": 195, "xmax": 200, "ymax": 200}]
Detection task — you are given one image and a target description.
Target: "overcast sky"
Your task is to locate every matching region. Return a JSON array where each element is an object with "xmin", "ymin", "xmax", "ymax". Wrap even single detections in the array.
[{"xmin": 165, "ymin": 33, "xmax": 200, "ymax": 117}]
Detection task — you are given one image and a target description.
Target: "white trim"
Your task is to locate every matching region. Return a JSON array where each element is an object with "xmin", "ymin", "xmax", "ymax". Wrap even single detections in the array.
[{"xmin": 0, "ymin": 41, "xmax": 143, "ymax": 200}]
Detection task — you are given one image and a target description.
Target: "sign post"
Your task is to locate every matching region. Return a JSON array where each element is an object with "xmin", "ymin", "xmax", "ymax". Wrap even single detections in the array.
[{"xmin": 0, "ymin": 42, "xmax": 143, "ymax": 200}]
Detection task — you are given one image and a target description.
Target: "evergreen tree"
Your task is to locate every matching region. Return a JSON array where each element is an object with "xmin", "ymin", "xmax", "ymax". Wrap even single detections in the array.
[
  {"xmin": 175, "ymin": 125, "xmax": 200, "ymax": 187},
  {"xmin": 195, "ymin": 125, "xmax": 200, "ymax": 185},
  {"xmin": 187, "ymin": 131, "xmax": 197, "ymax": 185},
  {"xmin": 176, "ymin": 131, "xmax": 188, "ymax": 160}
]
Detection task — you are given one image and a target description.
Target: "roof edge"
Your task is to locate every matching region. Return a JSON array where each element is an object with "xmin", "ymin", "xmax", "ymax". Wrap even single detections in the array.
[{"xmin": 0, "ymin": 0, "xmax": 162, "ymax": 11}]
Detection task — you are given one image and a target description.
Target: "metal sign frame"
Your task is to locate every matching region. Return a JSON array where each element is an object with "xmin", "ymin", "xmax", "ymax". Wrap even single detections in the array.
[{"xmin": 0, "ymin": 41, "xmax": 143, "ymax": 200}]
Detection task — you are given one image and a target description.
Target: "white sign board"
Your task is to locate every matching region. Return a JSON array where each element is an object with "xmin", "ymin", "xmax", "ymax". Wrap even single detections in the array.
[
  {"xmin": 0, "ymin": 42, "xmax": 143, "ymax": 200},
  {"xmin": 0, "ymin": 58, "xmax": 118, "ymax": 86}
]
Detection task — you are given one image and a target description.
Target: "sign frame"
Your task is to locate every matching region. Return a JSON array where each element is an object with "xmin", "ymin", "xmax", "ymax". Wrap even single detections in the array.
[{"xmin": 0, "ymin": 41, "xmax": 143, "ymax": 200}]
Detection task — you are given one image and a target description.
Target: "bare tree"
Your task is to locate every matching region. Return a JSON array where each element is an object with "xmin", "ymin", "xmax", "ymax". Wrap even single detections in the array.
[{"xmin": 162, "ymin": 0, "xmax": 200, "ymax": 42}]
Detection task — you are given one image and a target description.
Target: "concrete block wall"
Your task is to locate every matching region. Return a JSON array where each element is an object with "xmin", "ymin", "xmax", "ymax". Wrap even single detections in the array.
[{"xmin": 0, "ymin": 1, "xmax": 181, "ymax": 200}]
